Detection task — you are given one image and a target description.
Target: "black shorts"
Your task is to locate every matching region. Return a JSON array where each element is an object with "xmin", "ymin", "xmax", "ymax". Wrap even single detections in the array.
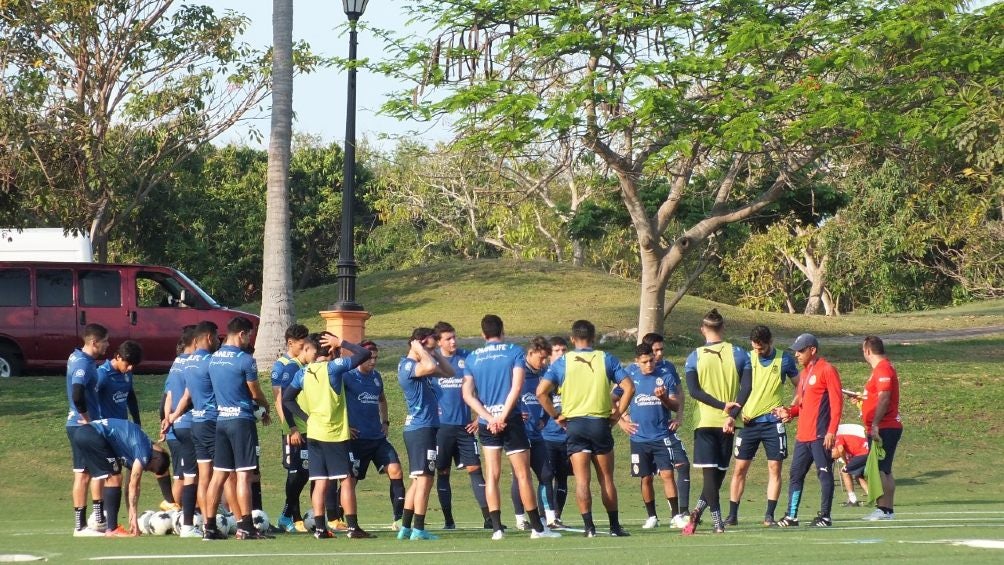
[
  {"xmin": 544, "ymin": 440, "xmax": 570, "ymax": 478},
  {"xmin": 192, "ymin": 420, "xmax": 216, "ymax": 463},
  {"xmin": 528, "ymin": 440, "xmax": 553, "ymax": 482},
  {"xmin": 842, "ymin": 454, "xmax": 868, "ymax": 478},
  {"xmin": 478, "ymin": 416, "xmax": 530, "ymax": 454},
  {"xmin": 735, "ymin": 420, "xmax": 788, "ymax": 461},
  {"xmin": 169, "ymin": 427, "xmax": 198, "ymax": 478},
  {"xmin": 404, "ymin": 428, "xmax": 438, "ymax": 477},
  {"xmin": 693, "ymin": 427, "xmax": 734, "ymax": 470},
  {"xmin": 282, "ymin": 434, "xmax": 309, "ymax": 472},
  {"xmin": 349, "ymin": 438, "xmax": 400, "ymax": 480},
  {"xmin": 73, "ymin": 425, "xmax": 121, "ymax": 479},
  {"xmin": 308, "ymin": 439, "xmax": 351, "ymax": 480},
  {"xmin": 874, "ymin": 428, "xmax": 902, "ymax": 474},
  {"xmin": 67, "ymin": 426, "xmax": 87, "ymax": 473},
  {"xmin": 436, "ymin": 424, "xmax": 481, "ymax": 470},
  {"xmin": 630, "ymin": 439, "xmax": 676, "ymax": 477},
  {"xmin": 565, "ymin": 417, "xmax": 614, "ymax": 455},
  {"xmin": 213, "ymin": 418, "xmax": 258, "ymax": 472}
]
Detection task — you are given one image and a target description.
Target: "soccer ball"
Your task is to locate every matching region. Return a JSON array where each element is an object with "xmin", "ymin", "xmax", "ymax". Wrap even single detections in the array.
[
  {"xmin": 173, "ymin": 510, "xmax": 204, "ymax": 534},
  {"xmin": 251, "ymin": 509, "xmax": 270, "ymax": 533},
  {"xmin": 138, "ymin": 510, "xmax": 156, "ymax": 534},
  {"xmin": 215, "ymin": 513, "xmax": 236, "ymax": 536},
  {"xmin": 149, "ymin": 511, "xmax": 174, "ymax": 535},
  {"xmin": 302, "ymin": 509, "xmax": 316, "ymax": 531},
  {"xmin": 253, "ymin": 403, "xmax": 267, "ymax": 421},
  {"xmin": 86, "ymin": 511, "xmax": 106, "ymax": 532}
]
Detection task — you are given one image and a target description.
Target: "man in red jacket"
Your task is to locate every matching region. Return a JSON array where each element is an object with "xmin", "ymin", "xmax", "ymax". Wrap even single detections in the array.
[
  {"xmin": 773, "ymin": 334, "xmax": 843, "ymax": 527},
  {"xmin": 860, "ymin": 336, "xmax": 902, "ymax": 521}
]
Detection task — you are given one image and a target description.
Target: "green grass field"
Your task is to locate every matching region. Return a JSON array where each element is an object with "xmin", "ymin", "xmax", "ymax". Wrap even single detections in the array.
[{"xmin": 2, "ymin": 260, "xmax": 1003, "ymax": 562}]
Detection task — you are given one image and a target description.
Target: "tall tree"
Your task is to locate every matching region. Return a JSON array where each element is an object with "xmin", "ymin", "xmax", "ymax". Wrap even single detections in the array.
[{"xmin": 256, "ymin": 0, "xmax": 297, "ymax": 367}]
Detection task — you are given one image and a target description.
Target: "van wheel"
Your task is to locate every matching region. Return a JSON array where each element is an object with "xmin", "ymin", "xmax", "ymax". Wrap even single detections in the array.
[{"xmin": 0, "ymin": 345, "xmax": 23, "ymax": 378}]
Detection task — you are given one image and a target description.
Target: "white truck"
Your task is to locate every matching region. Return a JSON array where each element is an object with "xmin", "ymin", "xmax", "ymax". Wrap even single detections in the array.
[{"xmin": 0, "ymin": 228, "xmax": 93, "ymax": 262}]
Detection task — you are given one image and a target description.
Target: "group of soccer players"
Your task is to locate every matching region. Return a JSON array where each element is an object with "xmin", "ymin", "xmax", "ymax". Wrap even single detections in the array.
[{"xmin": 66, "ymin": 307, "xmax": 902, "ymax": 540}]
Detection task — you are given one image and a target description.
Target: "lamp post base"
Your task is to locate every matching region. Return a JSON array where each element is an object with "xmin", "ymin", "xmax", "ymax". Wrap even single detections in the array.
[{"xmin": 319, "ymin": 309, "xmax": 371, "ymax": 346}]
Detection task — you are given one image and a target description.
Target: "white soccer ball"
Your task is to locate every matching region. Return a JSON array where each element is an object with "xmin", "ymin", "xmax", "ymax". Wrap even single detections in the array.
[
  {"xmin": 214, "ymin": 513, "xmax": 235, "ymax": 535},
  {"xmin": 149, "ymin": 511, "xmax": 174, "ymax": 535},
  {"xmin": 87, "ymin": 511, "xmax": 106, "ymax": 532},
  {"xmin": 253, "ymin": 403, "xmax": 267, "ymax": 421},
  {"xmin": 138, "ymin": 510, "xmax": 155, "ymax": 534},
  {"xmin": 302, "ymin": 509, "xmax": 316, "ymax": 531},
  {"xmin": 251, "ymin": 509, "xmax": 270, "ymax": 533},
  {"xmin": 172, "ymin": 510, "xmax": 204, "ymax": 534}
]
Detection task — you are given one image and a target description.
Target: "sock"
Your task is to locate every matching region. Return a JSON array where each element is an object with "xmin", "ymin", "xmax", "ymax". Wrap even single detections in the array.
[
  {"xmin": 205, "ymin": 514, "xmax": 219, "ymax": 532},
  {"xmin": 346, "ymin": 514, "xmax": 359, "ymax": 530},
  {"xmin": 582, "ymin": 511, "xmax": 595, "ymax": 530},
  {"xmin": 182, "ymin": 483, "xmax": 197, "ymax": 526},
  {"xmin": 728, "ymin": 500, "xmax": 739, "ymax": 519},
  {"xmin": 402, "ymin": 508, "xmax": 414, "ymax": 529},
  {"xmin": 675, "ymin": 465, "xmax": 691, "ymax": 512},
  {"xmin": 284, "ymin": 469, "xmax": 306, "ymax": 519},
  {"xmin": 694, "ymin": 497, "xmax": 708, "ymax": 518},
  {"xmin": 326, "ymin": 484, "xmax": 342, "ymax": 521},
  {"xmin": 481, "ymin": 506, "xmax": 491, "ymax": 522},
  {"xmin": 414, "ymin": 513, "xmax": 426, "ymax": 531},
  {"xmin": 711, "ymin": 509, "xmax": 724, "ymax": 530},
  {"xmin": 157, "ymin": 474, "xmax": 175, "ymax": 503},
  {"xmin": 607, "ymin": 510, "xmax": 621, "ymax": 530},
  {"xmin": 514, "ymin": 512, "xmax": 527, "ymax": 526},
  {"xmin": 766, "ymin": 499, "xmax": 778, "ymax": 520},
  {"xmin": 668, "ymin": 496, "xmax": 679, "ymax": 516},
  {"xmin": 545, "ymin": 509, "xmax": 556, "ymax": 524},
  {"xmin": 847, "ymin": 492, "xmax": 858, "ymax": 504},
  {"xmin": 490, "ymin": 509, "xmax": 502, "ymax": 532},
  {"xmin": 241, "ymin": 515, "xmax": 254, "ymax": 532},
  {"xmin": 390, "ymin": 479, "xmax": 406, "ymax": 521},
  {"xmin": 645, "ymin": 500, "xmax": 657, "ymax": 518},
  {"xmin": 469, "ymin": 469, "xmax": 489, "ymax": 509},
  {"xmin": 879, "ymin": 506, "xmax": 893, "ymax": 514},
  {"xmin": 92, "ymin": 500, "xmax": 105, "ymax": 526},
  {"xmin": 75, "ymin": 506, "xmax": 86, "ymax": 530},
  {"xmin": 251, "ymin": 481, "xmax": 263, "ymax": 512},
  {"xmin": 527, "ymin": 508, "xmax": 544, "ymax": 533},
  {"xmin": 437, "ymin": 474, "xmax": 454, "ymax": 524}
]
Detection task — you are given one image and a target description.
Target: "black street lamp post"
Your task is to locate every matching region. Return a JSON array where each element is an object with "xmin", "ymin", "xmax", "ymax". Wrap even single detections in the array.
[{"xmin": 332, "ymin": 0, "xmax": 369, "ymax": 311}]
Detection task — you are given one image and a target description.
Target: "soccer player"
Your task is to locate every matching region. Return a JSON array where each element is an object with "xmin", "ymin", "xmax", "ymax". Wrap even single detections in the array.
[
  {"xmin": 510, "ymin": 336, "xmax": 558, "ymax": 532},
  {"xmin": 614, "ymin": 342, "xmax": 682, "ymax": 530},
  {"xmin": 162, "ymin": 327, "xmax": 202, "ymax": 537},
  {"xmin": 540, "ymin": 336, "xmax": 570, "ymax": 529},
  {"xmin": 344, "ymin": 340, "xmax": 407, "ymax": 530},
  {"xmin": 396, "ymin": 328, "xmax": 453, "ymax": 541},
  {"xmin": 774, "ymin": 333, "xmax": 843, "ymax": 528},
  {"xmin": 640, "ymin": 332, "xmax": 692, "ymax": 526},
  {"xmin": 681, "ymin": 309, "xmax": 752, "ymax": 535},
  {"xmin": 860, "ymin": 335, "xmax": 902, "ymax": 521},
  {"xmin": 463, "ymin": 316, "xmax": 560, "ymax": 540},
  {"xmin": 71, "ymin": 418, "xmax": 171, "ymax": 535},
  {"xmin": 282, "ymin": 332, "xmax": 374, "ymax": 539},
  {"xmin": 832, "ymin": 424, "xmax": 870, "ymax": 507},
  {"xmin": 202, "ymin": 316, "xmax": 272, "ymax": 541},
  {"xmin": 271, "ymin": 324, "xmax": 310, "ymax": 533},
  {"xmin": 432, "ymin": 321, "xmax": 490, "ymax": 530},
  {"xmin": 67, "ymin": 323, "xmax": 110, "ymax": 536},
  {"xmin": 93, "ymin": 340, "xmax": 143, "ymax": 536},
  {"xmin": 725, "ymin": 325, "xmax": 799, "ymax": 527},
  {"xmin": 538, "ymin": 319, "xmax": 634, "ymax": 538}
]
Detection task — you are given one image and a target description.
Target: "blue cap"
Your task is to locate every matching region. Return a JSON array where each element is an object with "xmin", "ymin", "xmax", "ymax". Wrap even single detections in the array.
[{"xmin": 790, "ymin": 333, "xmax": 819, "ymax": 352}]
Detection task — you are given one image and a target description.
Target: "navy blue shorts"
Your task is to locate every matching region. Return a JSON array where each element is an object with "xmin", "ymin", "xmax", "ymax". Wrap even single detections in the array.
[
  {"xmin": 842, "ymin": 454, "xmax": 867, "ymax": 478},
  {"xmin": 665, "ymin": 432, "xmax": 690, "ymax": 466},
  {"xmin": 630, "ymin": 439, "xmax": 676, "ymax": 477},
  {"xmin": 565, "ymin": 417, "xmax": 615, "ymax": 455},
  {"xmin": 404, "ymin": 428, "xmax": 438, "ymax": 477},
  {"xmin": 67, "ymin": 426, "xmax": 87, "ymax": 472},
  {"xmin": 735, "ymin": 420, "xmax": 788, "ymax": 461},
  {"xmin": 693, "ymin": 427, "xmax": 734, "ymax": 470},
  {"xmin": 349, "ymin": 437, "xmax": 400, "ymax": 480},
  {"xmin": 544, "ymin": 440, "xmax": 570, "ymax": 478},
  {"xmin": 478, "ymin": 416, "xmax": 530, "ymax": 454},
  {"xmin": 308, "ymin": 439, "xmax": 351, "ymax": 480},
  {"xmin": 282, "ymin": 434, "xmax": 309, "ymax": 472},
  {"xmin": 73, "ymin": 425, "xmax": 121, "ymax": 479},
  {"xmin": 874, "ymin": 428, "xmax": 902, "ymax": 474},
  {"xmin": 192, "ymin": 420, "xmax": 216, "ymax": 463},
  {"xmin": 169, "ymin": 426, "xmax": 198, "ymax": 478},
  {"xmin": 213, "ymin": 418, "xmax": 258, "ymax": 472},
  {"xmin": 436, "ymin": 424, "xmax": 481, "ymax": 470}
]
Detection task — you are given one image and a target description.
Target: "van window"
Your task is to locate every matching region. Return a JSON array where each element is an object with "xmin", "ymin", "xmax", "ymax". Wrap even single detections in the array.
[
  {"xmin": 79, "ymin": 270, "xmax": 121, "ymax": 307},
  {"xmin": 136, "ymin": 271, "xmax": 193, "ymax": 308},
  {"xmin": 37, "ymin": 269, "xmax": 73, "ymax": 307},
  {"xmin": 0, "ymin": 268, "xmax": 30, "ymax": 306}
]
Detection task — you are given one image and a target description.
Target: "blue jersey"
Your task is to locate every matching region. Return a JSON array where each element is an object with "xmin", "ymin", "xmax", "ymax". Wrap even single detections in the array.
[
  {"xmin": 619, "ymin": 365, "xmax": 673, "ymax": 442},
  {"xmin": 345, "ymin": 368, "xmax": 385, "ymax": 440},
  {"xmin": 540, "ymin": 391, "xmax": 566, "ymax": 442},
  {"xmin": 464, "ymin": 342, "xmax": 526, "ymax": 424},
  {"xmin": 288, "ymin": 357, "xmax": 353, "ymax": 392},
  {"xmin": 436, "ymin": 349, "xmax": 471, "ymax": 426},
  {"xmin": 398, "ymin": 356, "xmax": 439, "ymax": 430},
  {"xmin": 271, "ymin": 354, "xmax": 303, "ymax": 391},
  {"xmin": 755, "ymin": 349, "xmax": 799, "ymax": 382},
  {"xmin": 209, "ymin": 345, "xmax": 259, "ymax": 421},
  {"xmin": 684, "ymin": 343, "xmax": 752, "ymax": 377},
  {"xmin": 656, "ymin": 359, "xmax": 682, "ymax": 391},
  {"xmin": 521, "ymin": 362, "xmax": 546, "ymax": 441},
  {"xmin": 89, "ymin": 418, "xmax": 153, "ymax": 468},
  {"xmin": 95, "ymin": 360, "xmax": 134, "ymax": 421},
  {"xmin": 183, "ymin": 349, "xmax": 217, "ymax": 422},
  {"xmin": 164, "ymin": 354, "xmax": 192, "ymax": 431},
  {"xmin": 66, "ymin": 349, "xmax": 99, "ymax": 428}
]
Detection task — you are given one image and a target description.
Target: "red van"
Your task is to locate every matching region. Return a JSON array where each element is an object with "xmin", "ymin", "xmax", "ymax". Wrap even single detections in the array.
[{"xmin": 0, "ymin": 262, "xmax": 259, "ymax": 376}]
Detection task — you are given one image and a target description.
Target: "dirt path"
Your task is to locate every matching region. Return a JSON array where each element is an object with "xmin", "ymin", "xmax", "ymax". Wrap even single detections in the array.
[{"xmin": 813, "ymin": 325, "xmax": 1004, "ymax": 345}]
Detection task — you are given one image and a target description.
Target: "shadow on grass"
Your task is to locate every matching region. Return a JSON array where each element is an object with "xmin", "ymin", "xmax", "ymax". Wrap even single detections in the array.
[{"xmin": 897, "ymin": 469, "xmax": 957, "ymax": 486}]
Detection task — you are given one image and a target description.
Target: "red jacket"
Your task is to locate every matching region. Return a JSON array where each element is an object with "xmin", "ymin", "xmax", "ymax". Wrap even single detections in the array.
[{"xmin": 789, "ymin": 357, "xmax": 843, "ymax": 442}]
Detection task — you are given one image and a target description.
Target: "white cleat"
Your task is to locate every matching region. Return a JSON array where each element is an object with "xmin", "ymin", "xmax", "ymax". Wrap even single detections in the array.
[
  {"xmin": 530, "ymin": 527, "xmax": 562, "ymax": 539},
  {"xmin": 863, "ymin": 509, "xmax": 894, "ymax": 521},
  {"xmin": 642, "ymin": 516, "xmax": 660, "ymax": 529},
  {"xmin": 180, "ymin": 525, "xmax": 204, "ymax": 538},
  {"xmin": 491, "ymin": 529, "xmax": 505, "ymax": 540},
  {"xmin": 669, "ymin": 513, "xmax": 691, "ymax": 529},
  {"xmin": 73, "ymin": 527, "xmax": 104, "ymax": 537}
]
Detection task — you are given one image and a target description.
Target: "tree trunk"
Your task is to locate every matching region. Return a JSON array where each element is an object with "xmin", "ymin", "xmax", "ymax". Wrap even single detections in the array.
[
  {"xmin": 571, "ymin": 238, "xmax": 584, "ymax": 267},
  {"xmin": 637, "ymin": 252, "xmax": 670, "ymax": 340},
  {"xmin": 255, "ymin": 0, "xmax": 296, "ymax": 369}
]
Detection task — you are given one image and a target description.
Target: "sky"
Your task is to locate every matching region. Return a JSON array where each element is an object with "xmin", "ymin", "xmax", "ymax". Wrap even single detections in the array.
[{"xmin": 204, "ymin": 0, "xmax": 446, "ymax": 149}]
